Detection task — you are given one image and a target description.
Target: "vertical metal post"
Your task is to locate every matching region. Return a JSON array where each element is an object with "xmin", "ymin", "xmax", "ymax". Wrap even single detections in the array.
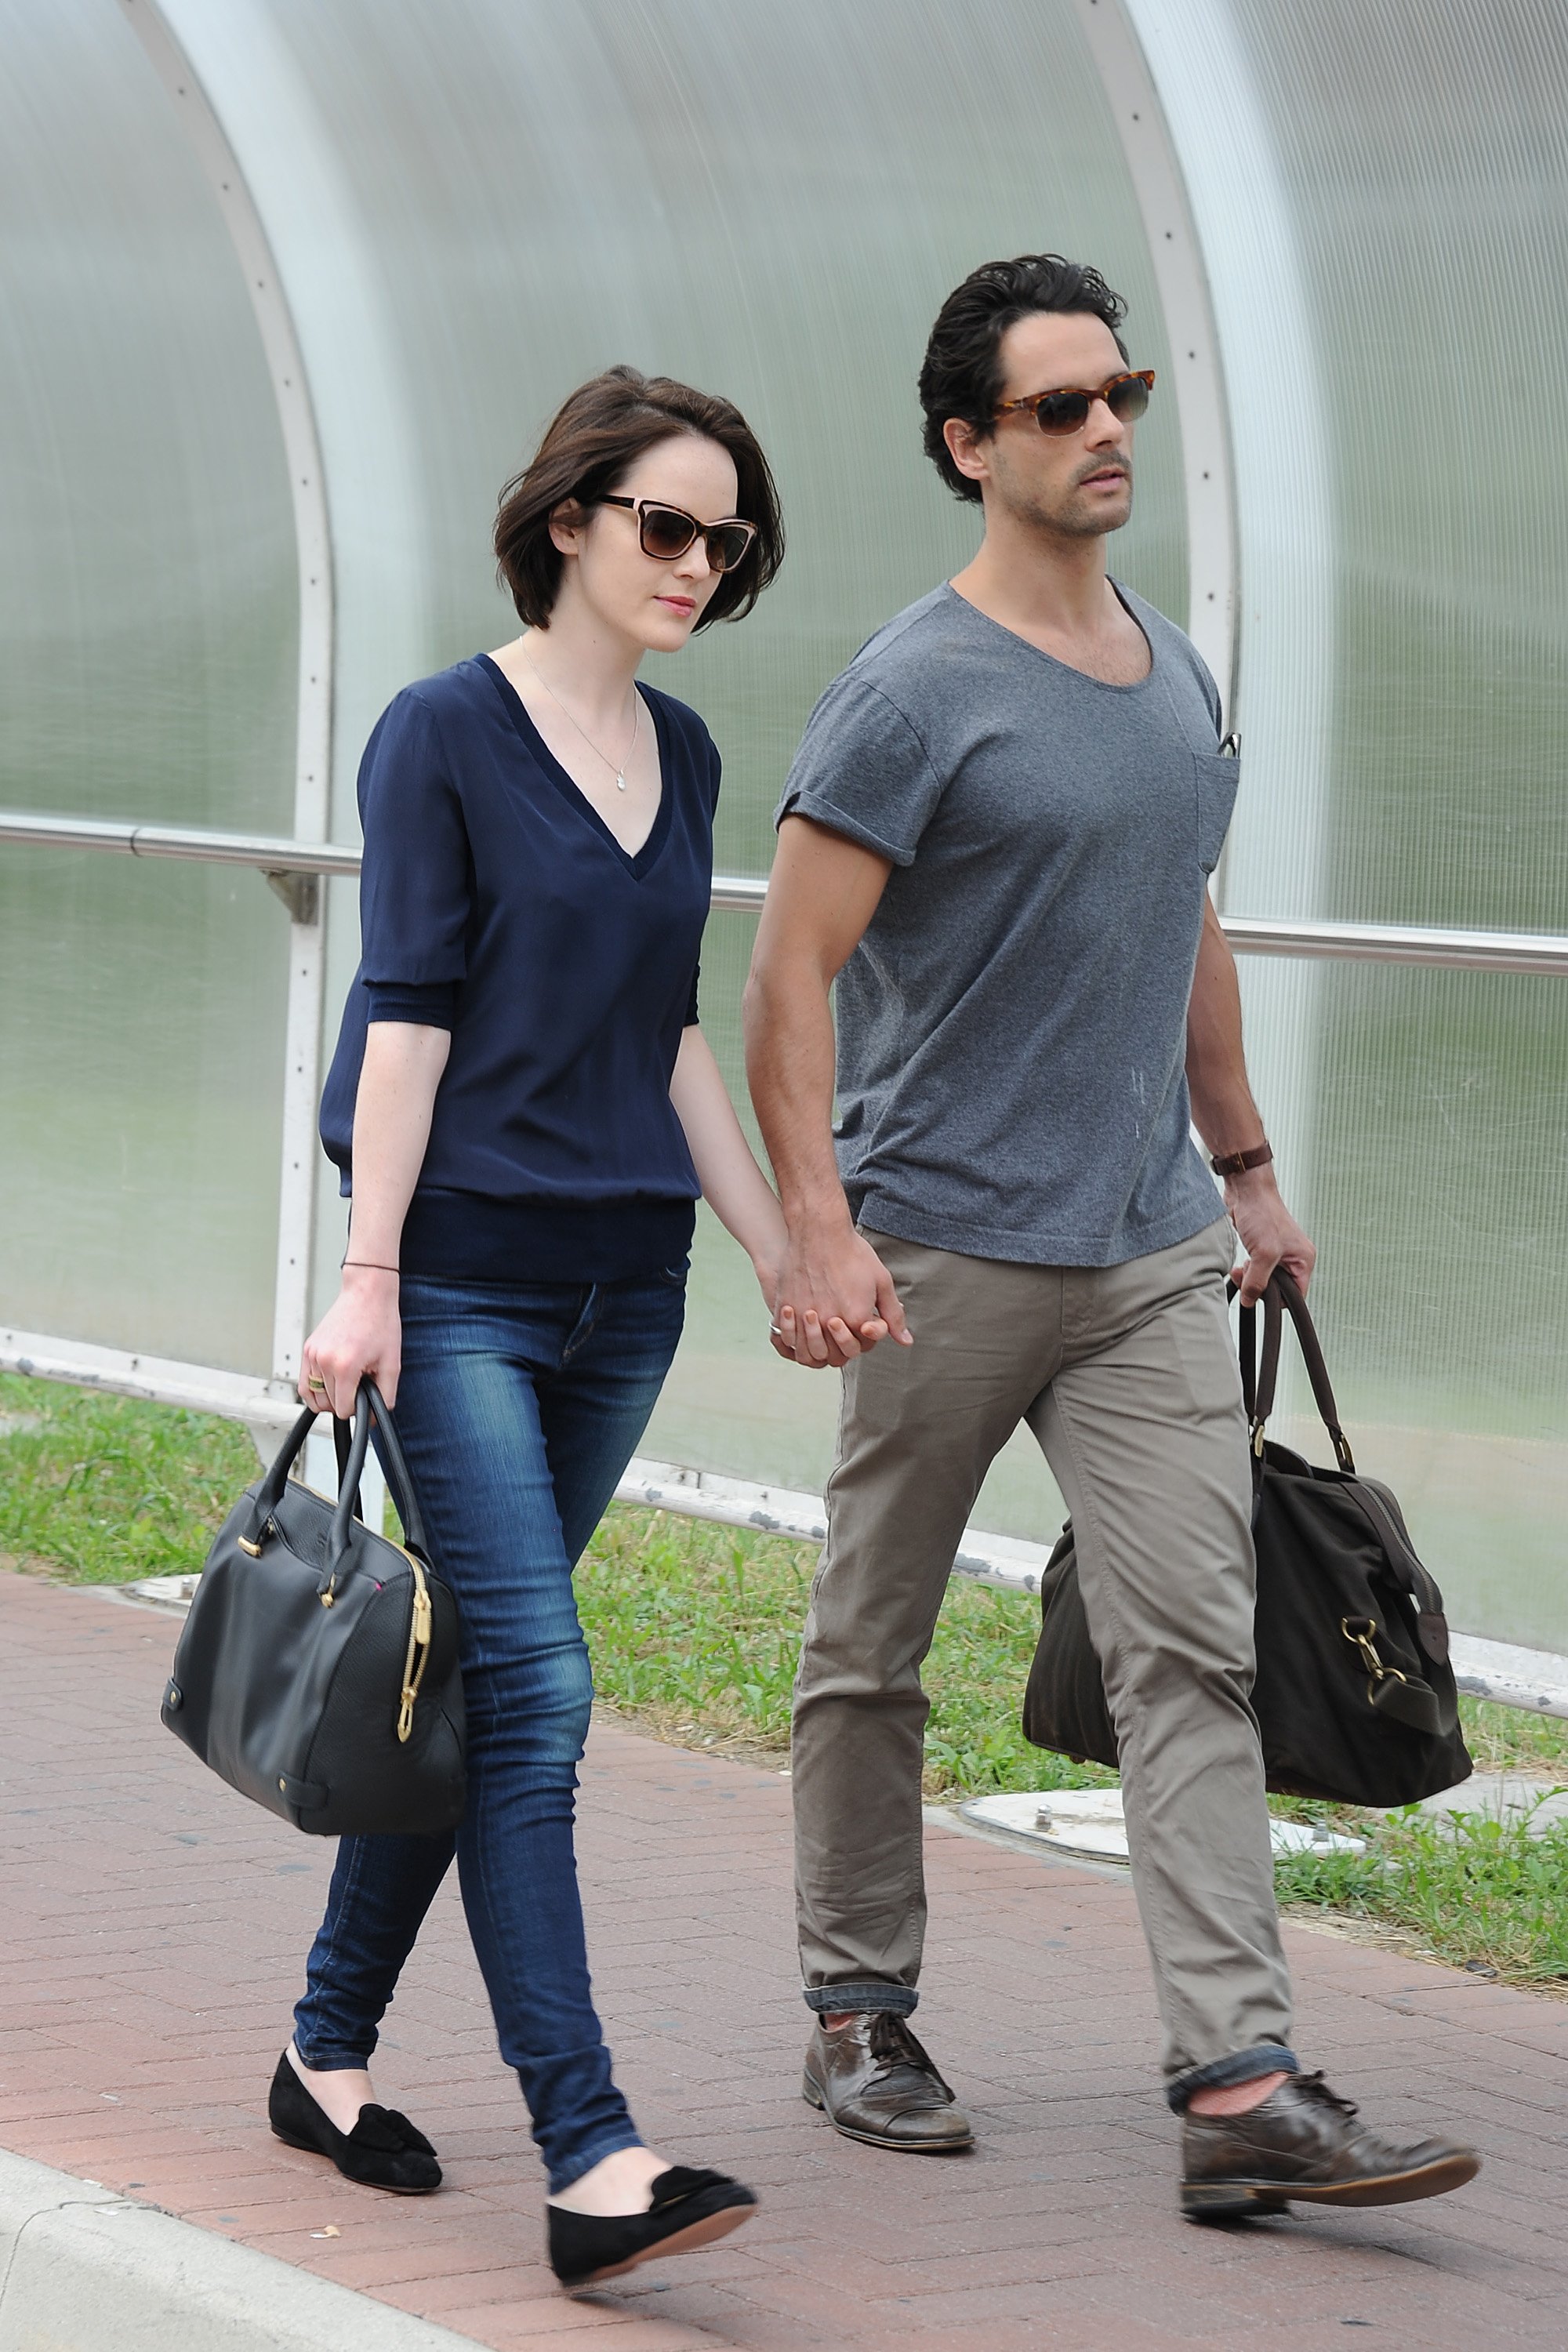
[
  {"xmin": 118, "ymin": 0, "xmax": 335, "ymax": 1389},
  {"xmin": 1069, "ymin": 0, "xmax": 1240, "ymax": 717},
  {"xmin": 1073, "ymin": 0, "xmax": 1338, "ymax": 1353}
]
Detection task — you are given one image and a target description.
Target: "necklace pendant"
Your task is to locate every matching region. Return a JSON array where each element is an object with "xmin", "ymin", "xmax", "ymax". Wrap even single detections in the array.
[{"xmin": 615, "ymin": 772, "xmax": 626, "ymax": 792}]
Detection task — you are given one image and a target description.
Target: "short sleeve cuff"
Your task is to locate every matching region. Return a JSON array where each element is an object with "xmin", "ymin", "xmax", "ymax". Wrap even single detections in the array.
[
  {"xmin": 365, "ymin": 979, "xmax": 459, "ymax": 1029},
  {"xmin": 775, "ymin": 788, "xmax": 918, "ymax": 869}
]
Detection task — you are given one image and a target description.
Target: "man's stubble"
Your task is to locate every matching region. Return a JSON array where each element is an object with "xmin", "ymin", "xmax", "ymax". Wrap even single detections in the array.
[{"xmin": 990, "ymin": 445, "xmax": 1135, "ymax": 543}]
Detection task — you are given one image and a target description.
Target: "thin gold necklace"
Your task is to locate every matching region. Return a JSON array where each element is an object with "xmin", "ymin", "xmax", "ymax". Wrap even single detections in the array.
[{"xmin": 516, "ymin": 642, "xmax": 640, "ymax": 791}]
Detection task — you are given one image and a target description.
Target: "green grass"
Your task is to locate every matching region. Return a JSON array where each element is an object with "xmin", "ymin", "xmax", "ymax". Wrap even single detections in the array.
[
  {"xmin": 0, "ymin": 1371, "xmax": 256, "ymax": 1581},
  {"xmin": 1275, "ymin": 1806, "xmax": 1568, "ymax": 1984},
  {"xmin": 4, "ymin": 1371, "xmax": 1566, "ymax": 1985},
  {"xmin": 579, "ymin": 1502, "xmax": 1116, "ymax": 1799}
]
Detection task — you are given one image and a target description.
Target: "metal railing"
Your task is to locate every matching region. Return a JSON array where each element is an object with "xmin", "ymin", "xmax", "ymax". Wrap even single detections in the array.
[
  {"xmin": 0, "ymin": 811, "xmax": 361, "ymax": 876},
  {"xmin": 5, "ymin": 808, "xmax": 1568, "ymax": 973}
]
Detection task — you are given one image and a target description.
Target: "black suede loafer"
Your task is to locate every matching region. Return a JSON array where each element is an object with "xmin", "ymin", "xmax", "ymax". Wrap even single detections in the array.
[
  {"xmin": 548, "ymin": 2165, "xmax": 757, "ymax": 2289},
  {"xmin": 267, "ymin": 2051, "xmax": 442, "ymax": 2194}
]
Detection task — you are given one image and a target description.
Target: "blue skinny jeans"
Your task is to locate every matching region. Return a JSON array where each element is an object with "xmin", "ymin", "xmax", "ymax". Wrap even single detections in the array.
[{"xmin": 292, "ymin": 1265, "xmax": 685, "ymax": 2192}]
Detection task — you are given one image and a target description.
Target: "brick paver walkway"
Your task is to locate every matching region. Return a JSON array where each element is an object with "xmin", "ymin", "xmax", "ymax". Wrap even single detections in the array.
[{"xmin": 2, "ymin": 1570, "xmax": 1566, "ymax": 2350}]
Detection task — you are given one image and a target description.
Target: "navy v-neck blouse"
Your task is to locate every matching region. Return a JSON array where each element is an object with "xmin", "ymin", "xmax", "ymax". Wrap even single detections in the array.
[{"xmin": 319, "ymin": 653, "xmax": 720, "ymax": 1282}]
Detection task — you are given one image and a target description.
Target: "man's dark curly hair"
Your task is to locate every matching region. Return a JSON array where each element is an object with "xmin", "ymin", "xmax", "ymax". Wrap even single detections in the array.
[{"xmin": 918, "ymin": 254, "xmax": 1131, "ymax": 503}]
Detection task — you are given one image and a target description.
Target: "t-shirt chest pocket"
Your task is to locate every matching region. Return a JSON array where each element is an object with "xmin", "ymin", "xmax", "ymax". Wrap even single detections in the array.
[{"xmin": 1192, "ymin": 750, "xmax": 1240, "ymax": 874}]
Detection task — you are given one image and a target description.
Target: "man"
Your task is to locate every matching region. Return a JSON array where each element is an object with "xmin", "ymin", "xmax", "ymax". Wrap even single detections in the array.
[{"xmin": 743, "ymin": 254, "xmax": 1478, "ymax": 2217}]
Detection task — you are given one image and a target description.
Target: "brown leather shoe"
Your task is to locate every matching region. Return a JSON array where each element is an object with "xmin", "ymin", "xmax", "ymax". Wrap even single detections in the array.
[
  {"xmin": 1181, "ymin": 2071, "xmax": 1479, "ymax": 2219},
  {"xmin": 802, "ymin": 2013, "xmax": 972, "ymax": 2152}
]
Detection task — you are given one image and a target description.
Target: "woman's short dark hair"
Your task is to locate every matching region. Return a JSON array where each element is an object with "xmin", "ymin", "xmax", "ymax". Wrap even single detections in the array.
[
  {"xmin": 918, "ymin": 255, "xmax": 1131, "ymax": 503},
  {"xmin": 495, "ymin": 365, "xmax": 784, "ymax": 628}
]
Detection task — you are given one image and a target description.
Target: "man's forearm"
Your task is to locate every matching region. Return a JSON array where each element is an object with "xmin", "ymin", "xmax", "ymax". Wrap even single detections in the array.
[
  {"xmin": 1184, "ymin": 898, "xmax": 1316, "ymax": 1297},
  {"xmin": 1185, "ymin": 900, "xmax": 1267, "ymax": 1156},
  {"xmin": 742, "ymin": 960, "xmax": 852, "ymax": 1232}
]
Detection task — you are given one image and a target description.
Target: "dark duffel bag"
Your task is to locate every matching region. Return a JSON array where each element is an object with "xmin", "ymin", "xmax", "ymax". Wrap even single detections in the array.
[
  {"xmin": 161, "ymin": 1379, "xmax": 466, "ymax": 1835},
  {"xmin": 1022, "ymin": 1269, "xmax": 1472, "ymax": 1808}
]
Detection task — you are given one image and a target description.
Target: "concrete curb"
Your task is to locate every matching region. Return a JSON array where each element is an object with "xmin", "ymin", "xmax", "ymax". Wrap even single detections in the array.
[{"xmin": 0, "ymin": 2146, "xmax": 486, "ymax": 2352}]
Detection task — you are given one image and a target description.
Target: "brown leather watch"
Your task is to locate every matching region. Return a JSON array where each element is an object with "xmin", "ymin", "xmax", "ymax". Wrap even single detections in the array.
[{"xmin": 1210, "ymin": 1141, "xmax": 1274, "ymax": 1178}]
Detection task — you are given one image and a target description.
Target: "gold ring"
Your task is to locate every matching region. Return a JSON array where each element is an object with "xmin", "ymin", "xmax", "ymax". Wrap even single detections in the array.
[{"xmin": 307, "ymin": 1374, "xmax": 327, "ymax": 1392}]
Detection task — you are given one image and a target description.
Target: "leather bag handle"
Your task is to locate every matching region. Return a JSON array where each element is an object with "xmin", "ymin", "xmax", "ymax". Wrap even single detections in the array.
[
  {"xmin": 1270, "ymin": 1269, "xmax": 1356, "ymax": 1472},
  {"xmin": 332, "ymin": 1414, "xmax": 364, "ymax": 1524},
  {"xmin": 241, "ymin": 1380, "xmax": 430, "ymax": 1564},
  {"xmin": 1231, "ymin": 1271, "xmax": 1354, "ymax": 1473},
  {"xmin": 1232, "ymin": 1279, "xmax": 1283, "ymax": 1428},
  {"xmin": 325, "ymin": 1381, "xmax": 430, "ymax": 1570}
]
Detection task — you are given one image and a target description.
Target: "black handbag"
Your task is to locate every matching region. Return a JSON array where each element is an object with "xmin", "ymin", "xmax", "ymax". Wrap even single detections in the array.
[
  {"xmin": 161, "ymin": 1380, "xmax": 466, "ymax": 1835},
  {"xmin": 1022, "ymin": 1269, "xmax": 1472, "ymax": 1807}
]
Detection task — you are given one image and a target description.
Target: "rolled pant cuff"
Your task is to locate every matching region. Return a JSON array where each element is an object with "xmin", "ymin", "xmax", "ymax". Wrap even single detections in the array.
[
  {"xmin": 1166, "ymin": 2044, "xmax": 1298, "ymax": 2114},
  {"xmin": 291, "ymin": 2042, "xmax": 377, "ymax": 2071},
  {"xmin": 803, "ymin": 1982, "xmax": 918, "ymax": 2017}
]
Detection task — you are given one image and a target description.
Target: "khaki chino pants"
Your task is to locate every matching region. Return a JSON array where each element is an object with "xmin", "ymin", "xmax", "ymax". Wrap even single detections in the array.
[{"xmin": 792, "ymin": 1218, "xmax": 1297, "ymax": 2096}]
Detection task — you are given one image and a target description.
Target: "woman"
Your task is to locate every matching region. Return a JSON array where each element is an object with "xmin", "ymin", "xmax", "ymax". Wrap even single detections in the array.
[{"xmin": 273, "ymin": 368, "xmax": 866, "ymax": 2289}]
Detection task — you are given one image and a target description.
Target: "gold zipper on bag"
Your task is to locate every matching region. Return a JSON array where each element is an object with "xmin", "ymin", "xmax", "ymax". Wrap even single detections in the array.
[{"xmin": 396, "ymin": 1545, "xmax": 435, "ymax": 1744}]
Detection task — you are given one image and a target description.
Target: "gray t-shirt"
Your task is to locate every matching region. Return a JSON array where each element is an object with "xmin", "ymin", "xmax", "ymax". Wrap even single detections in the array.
[{"xmin": 775, "ymin": 582, "xmax": 1238, "ymax": 1267}]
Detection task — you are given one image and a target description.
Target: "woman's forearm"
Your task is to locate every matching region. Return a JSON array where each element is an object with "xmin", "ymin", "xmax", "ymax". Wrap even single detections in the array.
[
  {"xmin": 669, "ymin": 1025, "xmax": 786, "ymax": 1284},
  {"xmin": 299, "ymin": 1022, "xmax": 450, "ymax": 1412},
  {"xmin": 345, "ymin": 1022, "xmax": 452, "ymax": 1263}
]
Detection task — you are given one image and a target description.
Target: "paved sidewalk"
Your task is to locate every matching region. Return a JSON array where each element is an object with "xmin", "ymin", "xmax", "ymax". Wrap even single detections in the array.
[{"xmin": 2, "ymin": 1570, "xmax": 1566, "ymax": 2350}]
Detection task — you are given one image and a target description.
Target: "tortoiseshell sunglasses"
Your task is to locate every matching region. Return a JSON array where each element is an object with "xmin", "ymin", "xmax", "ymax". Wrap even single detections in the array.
[
  {"xmin": 599, "ymin": 495, "xmax": 757, "ymax": 573},
  {"xmin": 994, "ymin": 368, "xmax": 1156, "ymax": 436}
]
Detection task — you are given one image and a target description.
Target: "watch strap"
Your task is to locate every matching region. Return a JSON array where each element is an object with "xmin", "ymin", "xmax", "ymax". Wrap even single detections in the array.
[{"xmin": 1210, "ymin": 1141, "xmax": 1274, "ymax": 1178}]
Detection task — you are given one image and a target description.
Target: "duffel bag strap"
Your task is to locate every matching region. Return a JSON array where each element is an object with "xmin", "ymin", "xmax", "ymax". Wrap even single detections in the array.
[
  {"xmin": 1231, "ymin": 1279, "xmax": 1282, "ymax": 1437},
  {"xmin": 1340, "ymin": 1613, "xmax": 1456, "ymax": 1737},
  {"xmin": 1232, "ymin": 1284, "xmax": 1283, "ymax": 1520},
  {"xmin": 1272, "ymin": 1269, "xmax": 1356, "ymax": 1473},
  {"xmin": 1335, "ymin": 1475, "xmax": 1452, "ymax": 1655},
  {"xmin": 1231, "ymin": 1269, "xmax": 1356, "ymax": 1474}
]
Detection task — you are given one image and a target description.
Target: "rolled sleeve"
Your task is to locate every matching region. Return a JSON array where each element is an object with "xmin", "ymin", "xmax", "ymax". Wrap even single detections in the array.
[
  {"xmin": 358, "ymin": 688, "xmax": 472, "ymax": 1007},
  {"xmin": 775, "ymin": 677, "xmax": 945, "ymax": 868},
  {"xmin": 365, "ymin": 978, "xmax": 460, "ymax": 1029}
]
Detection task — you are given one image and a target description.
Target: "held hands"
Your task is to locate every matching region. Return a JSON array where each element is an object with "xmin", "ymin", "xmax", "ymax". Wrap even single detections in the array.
[
  {"xmin": 764, "ymin": 1218, "xmax": 913, "ymax": 1370},
  {"xmin": 297, "ymin": 1265, "xmax": 402, "ymax": 1417},
  {"xmin": 1225, "ymin": 1164, "xmax": 1316, "ymax": 1306}
]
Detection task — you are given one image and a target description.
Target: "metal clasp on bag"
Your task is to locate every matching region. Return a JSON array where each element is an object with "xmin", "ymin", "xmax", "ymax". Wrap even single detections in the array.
[
  {"xmin": 1341, "ymin": 1614, "xmax": 1409, "ymax": 1706},
  {"xmin": 396, "ymin": 1561, "xmax": 434, "ymax": 1743}
]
